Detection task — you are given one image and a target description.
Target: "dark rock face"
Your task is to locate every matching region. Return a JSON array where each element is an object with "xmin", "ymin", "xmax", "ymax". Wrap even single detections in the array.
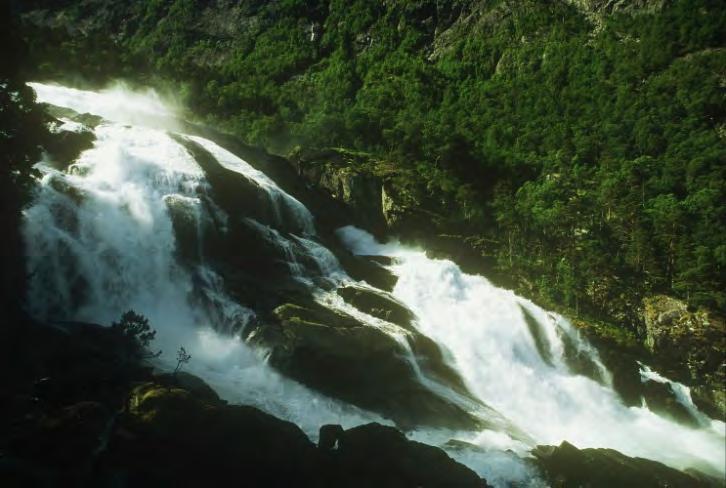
[
  {"xmin": 640, "ymin": 295, "xmax": 725, "ymax": 419},
  {"xmin": 335, "ymin": 251, "xmax": 399, "ymax": 291},
  {"xmin": 533, "ymin": 441, "xmax": 713, "ymax": 488},
  {"xmin": 1, "ymin": 318, "xmax": 488, "ymax": 487},
  {"xmin": 640, "ymin": 380, "xmax": 701, "ymax": 427},
  {"xmin": 290, "ymin": 149, "xmax": 387, "ymax": 234},
  {"xmin": 337, "ymin": 285, "xmax": 415, "ymax": 327},
  {"xmin": 0, "ymin": 318, "xmax": 150, "ymax": 486},
  {"xmin": 114, "ymin": 383, "xmax": 489, "ymax": 487},
  {"xmin": 118, "ymin": 382, "xmax": 490, "ymax": 486},
  {"xmin": 318, "ymin": 423, "xmax": 344, "ymax": 451},
  {"xmin": 319, "ymin": 423, "xmax": 489, "ymax": 488},
  {"xmin": 115, "ymin": 382, "xmax": 319, "ymax": 486},
  {"xmin": 247, "ymin": 299, "xmax": 483, "ymax": 430},
  {"xmin": 44, "ymin": 124, "xmax": 95, "ymax": 170},
  {"xmin": 336, "ymin": 285, "xmax": 470, "ymax": 396}
]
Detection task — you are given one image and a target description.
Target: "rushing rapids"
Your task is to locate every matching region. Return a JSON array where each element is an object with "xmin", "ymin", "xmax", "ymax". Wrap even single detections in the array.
[{"xmin": 24, "ymin": 83, "xmax": 725, "ymax": 485}]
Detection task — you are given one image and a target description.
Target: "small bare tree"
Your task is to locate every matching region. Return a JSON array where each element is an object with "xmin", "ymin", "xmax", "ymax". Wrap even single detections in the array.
[{"xmin": 174, "ymin": 346, "xmax": 192, "ymax": 376}]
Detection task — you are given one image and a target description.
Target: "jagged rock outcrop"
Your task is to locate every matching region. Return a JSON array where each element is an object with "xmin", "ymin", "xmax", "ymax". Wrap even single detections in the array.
[
  {"xmin": 640, "ymin": 295, "xmax": 725, "ymax": 418},
  {"xmin": 318, "ymin": 422, "xmax": 489, "ymax": 488},
  {"xmin": 290, "ymin": 148, "xmax": 388, "ymax": 233}
]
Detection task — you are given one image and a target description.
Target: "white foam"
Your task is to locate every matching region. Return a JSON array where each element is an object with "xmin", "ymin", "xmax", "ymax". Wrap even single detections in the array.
[
  {"xmin": 29, "ymin": 82, "xmax": 182, "ymax": 131},
  {"xmin": 337, "ymin": 226, "xmax": 726, "ymax": 477}
]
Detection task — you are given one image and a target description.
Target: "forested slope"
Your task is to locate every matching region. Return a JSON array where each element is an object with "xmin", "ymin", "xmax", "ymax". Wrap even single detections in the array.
[{"xmin": 19, "ymin": 0, "xmax": 726, "ymax": 326}]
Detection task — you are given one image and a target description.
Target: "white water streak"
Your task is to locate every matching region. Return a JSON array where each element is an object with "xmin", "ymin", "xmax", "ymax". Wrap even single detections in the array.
[{"xmin": 336, "ymin": 225, "xmax": 726, "ymax": 477}]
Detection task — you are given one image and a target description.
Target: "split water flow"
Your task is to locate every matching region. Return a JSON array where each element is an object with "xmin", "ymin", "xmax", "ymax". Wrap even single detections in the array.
[{"xmin": 24, "ymin": 82, "xmax": 725, "ymax": 486}]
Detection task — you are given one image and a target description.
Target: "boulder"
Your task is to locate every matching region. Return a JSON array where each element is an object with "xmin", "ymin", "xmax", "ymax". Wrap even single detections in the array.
[
  {"xmin": 338, "ymin": 285, "xmax": 472, "ymax": 395},
  {"xmin": 108, "ymin": 382, "xmax": 490, "ymax": 487},
  {"xmin": 44, "ymin": 126, "xmax": 95, "ymax": 170},
  {"xmin": 640, "ymin": 379, "xmax": 701, "ymax": 427},
  {"xmin": 118, "ymin": 382, "xmax": 319, "ymax": 486},
  {"xmin": 336, "ymin": 251, "xmax": 398, "ymax": 291},
  {"xmin": 640, "ymin": 295, "xmax": 725, "ymax": 419},
  {"xmin": 248, "ymin": 300, "xmax": 484, "ymax": 430},
  {"xmin": 45, "ymin": 104, "xmax": 103, "ymax": 128},
  {"xmin": 178, "ymin": 136, "xmax": 310, "ymax": 235},
  {"xmin": 326, "ymin": 423, "xmax": 489, "ymax": 488},
  {"xmin": 153, "ymin": 372, "xmax": 221, "ymax": 404},
  {"xmin": 337, "ymin": 285, "xmax": 415, "ymax": 328},
  {"xmin": 164, "ymin": 194, "xmax": 203, "ymax": 265},
  {"xmin": 533, "ymin": 440, "xmax": 713, "ymax": 487},
  {"xmin": 360, "ymin": 255, "xmax": 395, "ymax": 266}
]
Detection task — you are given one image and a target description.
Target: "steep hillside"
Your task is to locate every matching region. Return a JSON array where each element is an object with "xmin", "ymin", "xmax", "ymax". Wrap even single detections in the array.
[{"xmin": 19, "ymin": 0, "xmax": 725, "ymax": 357}]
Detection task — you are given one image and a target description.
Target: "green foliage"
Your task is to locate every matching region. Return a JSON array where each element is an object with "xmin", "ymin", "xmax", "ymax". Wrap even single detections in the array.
[
  {"xmin": 22, "ymin": 0, "xmax": 726, "ymax": 318},
  {"xmin": 112, "ymin": 310, "xmax": 161, "ymax": 359},
  {"xmin": 1, "ymin": 3, "xmax": 49, "ymax": 315}
]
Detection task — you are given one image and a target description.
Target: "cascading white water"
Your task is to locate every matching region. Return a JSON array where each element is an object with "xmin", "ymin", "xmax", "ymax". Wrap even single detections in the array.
[
  {"xmin": 24, "ymin": 83, "xmax": 382, "ymax": 436},
  {"xmin": 186, "ymin": 135, "xmax": 316, "ymax": 236},
  {"xmin": 638, "ymin": 362, "xmax": 716, "ymax": 429},
  {"xmin": 336, "ymin": 225, "xmax": 726, "ymax": 478},
  {"xmin": 25, "ymin": 82, "xmax": 725, "ymax": 486}
]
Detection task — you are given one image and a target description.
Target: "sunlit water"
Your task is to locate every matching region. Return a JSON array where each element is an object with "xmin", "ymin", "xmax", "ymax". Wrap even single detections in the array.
[
  {"xmin": 25, "ymin": 82, "xmax": 725, "ymax": 485},
  {"xmin": 337, "ymin": 226, "xmax": 726, "ymax": 477},
  {"xmin": 25, "ymin": 83, "xmax": 380, "ymax": 435}
]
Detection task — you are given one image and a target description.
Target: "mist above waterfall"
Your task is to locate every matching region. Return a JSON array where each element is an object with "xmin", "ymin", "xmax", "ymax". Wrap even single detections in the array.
[
  {"xmin": 24, "ymin": 83, "xmax": 725, "ymax": 485},
  {"xmin": 29, "ymin": 82, "xmax": 184, "ymax": 132}
]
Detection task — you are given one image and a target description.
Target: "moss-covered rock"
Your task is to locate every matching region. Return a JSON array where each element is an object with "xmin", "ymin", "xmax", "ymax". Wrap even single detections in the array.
[
  {"xmin": 640, "ymin": 295, "xmax": 725, "ymax": 419},
  {"xmin": 153, "ymin": 372, "xmax": 221, "ymax": 404},
  {"xmin": 119, "ymin": 382, "xmax": 320, "ymax": 486},
  {"xmin": 291, "ymin": 148, "xmax": 387, "ymax": 234}
]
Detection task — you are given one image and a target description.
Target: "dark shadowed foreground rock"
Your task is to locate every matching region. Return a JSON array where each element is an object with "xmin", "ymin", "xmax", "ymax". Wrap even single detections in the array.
[
  {"xmin": 108, "ymin": 382, "xmax": 488, "ymax": 487},
  {"xmin": 0, "ymin": 315, "xmax": 489, "ymax": 487},
  {"xmin": 533, "ymin": 441, "xmax": 717, "ymax": 488},
  {"xmin": 318, "ymin": 422, "xmax": 489, "ymax": 488}
]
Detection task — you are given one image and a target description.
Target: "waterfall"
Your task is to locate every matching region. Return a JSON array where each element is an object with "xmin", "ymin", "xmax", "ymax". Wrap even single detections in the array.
[
  {"xmin": 24, "ymin": 83, "xmax": 725, "ymax": 485},
  {"xmin": 24, "ymin": 83, "xmax": 381, "ymax": 436},
  {"xmin": 335, "ymin": 225, "xmax": 726, "ymax": 477}
]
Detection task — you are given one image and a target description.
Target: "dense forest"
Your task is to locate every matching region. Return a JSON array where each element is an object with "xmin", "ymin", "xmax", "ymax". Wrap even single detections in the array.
[{"xmin": 19, "ymin": 0, "xmax": 726, "ymax": 328}]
